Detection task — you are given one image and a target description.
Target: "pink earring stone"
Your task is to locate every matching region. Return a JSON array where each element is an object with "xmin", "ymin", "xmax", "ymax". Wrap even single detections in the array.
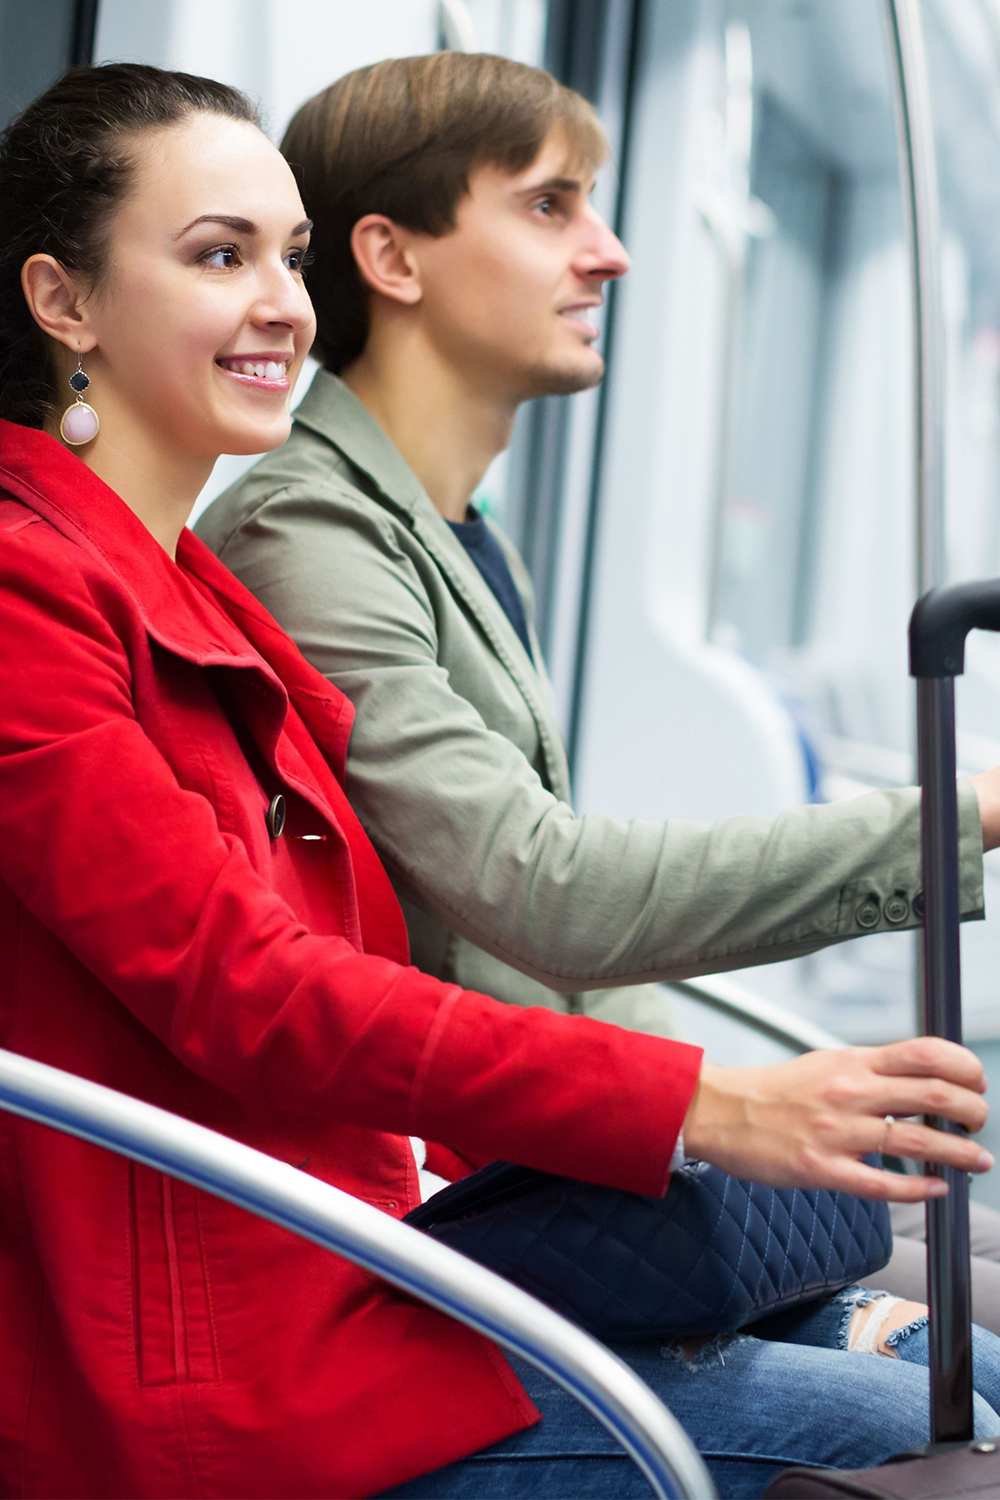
[{"xmin": 60, "ymin": 402, "xmax": 100, "ymax": 446}]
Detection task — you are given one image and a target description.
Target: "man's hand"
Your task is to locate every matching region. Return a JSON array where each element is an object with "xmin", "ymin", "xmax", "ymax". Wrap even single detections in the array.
[
  {"xmin": 682, "ymin": 1037, "xmax": 991, "ymax": 1201},
  {"xmin": 971, "ymin": 766, "xmax": 1000, "ymax": 850}
]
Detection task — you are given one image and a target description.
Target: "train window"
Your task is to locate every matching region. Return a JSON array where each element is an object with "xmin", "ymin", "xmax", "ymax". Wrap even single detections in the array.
[
  {"xmin": 574, "ymin": 0, "xmax": 910, "ymax": 830},
  {"xmin": 711, "ymin": 19, "xmax": 901, "ymax": 676},
  {"xmin": 705, "ymin": 1, "xmax": 914, "ymax": 775},
  {"xmin": 0, "ymin": 0, "xmax": 90, "ymax": 125}
]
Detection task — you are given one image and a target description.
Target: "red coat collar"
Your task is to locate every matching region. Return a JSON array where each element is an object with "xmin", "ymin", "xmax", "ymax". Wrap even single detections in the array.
[{"xmin": 0, "ymin": 420, "xmax": 354, "ymax": 779}]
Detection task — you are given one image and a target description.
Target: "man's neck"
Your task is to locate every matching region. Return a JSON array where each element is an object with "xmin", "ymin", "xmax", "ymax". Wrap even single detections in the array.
[{"xmin": 341, "ymin": 330, "xmax": 516, "ymax": 523}]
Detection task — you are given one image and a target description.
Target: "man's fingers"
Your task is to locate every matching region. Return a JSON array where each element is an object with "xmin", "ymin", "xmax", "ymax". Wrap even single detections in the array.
[{"xmin": 871, "ymin": 1037, "xmax": 987, "ymax": 1092}]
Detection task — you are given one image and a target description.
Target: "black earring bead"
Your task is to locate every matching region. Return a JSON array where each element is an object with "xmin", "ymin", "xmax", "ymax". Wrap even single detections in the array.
[{"xmin": 69, "ymin": 370, "xmax": 90, "ymax": 394}]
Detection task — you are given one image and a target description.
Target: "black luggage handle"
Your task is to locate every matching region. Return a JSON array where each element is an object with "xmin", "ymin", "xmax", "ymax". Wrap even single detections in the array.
[
  {"xmin": 910, "ymin": 579, "xmax": 1000, "ymax": 677},
  {"xmin": 909, "ymin": 578, "xmax": 1000, "ymax": 1443}
]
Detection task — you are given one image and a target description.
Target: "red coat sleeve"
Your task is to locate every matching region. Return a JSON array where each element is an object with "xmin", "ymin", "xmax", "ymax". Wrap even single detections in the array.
[{"xmin": 0, "ymin": 532, "xmax": 702, "ymax": 1196}]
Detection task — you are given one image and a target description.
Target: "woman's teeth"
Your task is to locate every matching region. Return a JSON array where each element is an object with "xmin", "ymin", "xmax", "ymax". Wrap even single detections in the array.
[{"xmin": 219, "ymin": 358, "xmax": 287, "ymax": 380}]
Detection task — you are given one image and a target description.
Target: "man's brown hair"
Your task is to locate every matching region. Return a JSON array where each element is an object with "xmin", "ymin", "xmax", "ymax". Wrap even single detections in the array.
[{"xmin": 280, "ymin": 52, "xmax": 608, "ymax": 373}]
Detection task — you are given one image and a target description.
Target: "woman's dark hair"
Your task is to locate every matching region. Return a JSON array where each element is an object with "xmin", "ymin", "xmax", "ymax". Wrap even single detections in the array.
[{"xmin": 0, "ymin": 63, "xmax": 261, "ymax": 428}]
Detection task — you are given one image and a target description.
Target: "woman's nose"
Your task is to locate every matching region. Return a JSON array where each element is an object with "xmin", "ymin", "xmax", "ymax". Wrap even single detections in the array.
[{"xmin": 253, "ymin": 263, "xmax": 315, "ymax": 334}]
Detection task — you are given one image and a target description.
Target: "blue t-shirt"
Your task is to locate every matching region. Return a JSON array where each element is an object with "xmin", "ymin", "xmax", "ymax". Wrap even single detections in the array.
[{"xmin": 447, "ymin": 506, "xmax": 533, "ymax": 662}]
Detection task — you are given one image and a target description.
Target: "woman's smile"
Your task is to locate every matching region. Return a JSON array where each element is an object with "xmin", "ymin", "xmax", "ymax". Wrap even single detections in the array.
[{"xmin": 215, "ymin": 352, "xmax": 290, "ymax": 390}]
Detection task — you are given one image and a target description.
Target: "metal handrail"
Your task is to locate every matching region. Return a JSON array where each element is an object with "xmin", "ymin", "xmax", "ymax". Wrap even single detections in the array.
[
  {"xmin": 667, "ymin": 974, "xmax": 843, "ymax": 1055},
  {"xmin": 883, "ymin": 0, "xmax": 945, "ymax": 598},
  {"xmin": 437, "ymin": 0, "xmax": 477, "ymax": 52},
  {"xmin": 883, "ymin": 0, "xmax": 947, "ymax": 1041},
  {"xmin": 0, "ymin": 1048, "xmax": 714, "ymax": 1500}
]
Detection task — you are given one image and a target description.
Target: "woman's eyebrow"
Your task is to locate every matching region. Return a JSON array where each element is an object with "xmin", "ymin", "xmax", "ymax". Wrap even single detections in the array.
[
  {"xmin": 174, "ymin": 214, "xmax": 313, "ymax": 239},
  {"xmin": 175, "ymin": 213, "xmax": 256, "ymax": 239}
]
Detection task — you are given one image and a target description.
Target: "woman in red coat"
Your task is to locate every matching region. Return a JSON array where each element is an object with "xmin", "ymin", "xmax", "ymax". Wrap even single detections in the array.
[{"xmin": 0, "ymin": 63, "xmax": 995, "ymax": 1499}]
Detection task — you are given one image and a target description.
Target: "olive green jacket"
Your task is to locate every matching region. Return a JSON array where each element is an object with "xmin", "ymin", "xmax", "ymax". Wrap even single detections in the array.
[{"xmin": 195, "ymin": 370, "xmax": 984, "ymax": 1036}]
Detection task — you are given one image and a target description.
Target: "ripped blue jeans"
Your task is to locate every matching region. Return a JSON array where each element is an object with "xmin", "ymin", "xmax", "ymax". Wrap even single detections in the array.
[{"xmin": 381, "ymin": 1289, "xmax": 1000, "ymax": 1499}]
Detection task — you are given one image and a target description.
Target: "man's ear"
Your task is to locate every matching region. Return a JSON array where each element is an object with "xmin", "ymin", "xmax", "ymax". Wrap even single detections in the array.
[
  {"xmin": 350, "ymin": 215, "xmax": 423, "ymax": 307},
  {"xmin": 20, "ymin": 255, "xmax": 98, "ymax": 354}
]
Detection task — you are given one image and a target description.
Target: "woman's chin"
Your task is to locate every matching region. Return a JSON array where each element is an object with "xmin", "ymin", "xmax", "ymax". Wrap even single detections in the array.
[{"xmin": 216, "ymin": 414, "xmax": 292, "ymax": 457}]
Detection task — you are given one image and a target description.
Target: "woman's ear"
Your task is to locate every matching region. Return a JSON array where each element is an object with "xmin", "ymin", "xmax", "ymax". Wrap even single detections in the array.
[
  {"xmin": 350, "ymin": 215, "xmax": 423, "ymax": 307},
  {"xmin": 20, "ymin": 255, "xmax": 98, "ymax": 353}
]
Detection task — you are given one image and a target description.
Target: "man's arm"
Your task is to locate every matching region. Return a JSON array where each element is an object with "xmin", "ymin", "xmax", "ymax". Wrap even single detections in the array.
[{"xmin": 206, "ymin": 485, "xmax": 985, "ymax": 991}]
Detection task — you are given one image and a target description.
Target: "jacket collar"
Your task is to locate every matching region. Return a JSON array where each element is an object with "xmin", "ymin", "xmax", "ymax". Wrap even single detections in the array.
[
  {"xmin": 293, "ymin": 368, "xmax": 426, "ymax": 519},
  {"xmin": 0, "ymin": 419, "xmax": 354, "ymax": 785},
  {"xmin": 0, "ymin": 419, "xmax": 240, "ymax": 658},
  {"xmin": 292, "ymin": 372, "xmax": 568, "ymax": 792}
]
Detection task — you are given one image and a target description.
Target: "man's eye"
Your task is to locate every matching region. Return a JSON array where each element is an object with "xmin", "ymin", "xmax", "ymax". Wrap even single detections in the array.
[
  {"xmin": 536, "ymin": 197, "xmax": 554, "ymax": 215},
  {"xmin": 201, "ymin": 245, "xmax": 240, "ymax": 269}
]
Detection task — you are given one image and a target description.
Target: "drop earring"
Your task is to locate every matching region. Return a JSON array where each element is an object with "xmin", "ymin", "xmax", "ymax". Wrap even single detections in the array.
[{"xmin": 59, "ymin": 349, "xmax": 100, "ymax": 446}]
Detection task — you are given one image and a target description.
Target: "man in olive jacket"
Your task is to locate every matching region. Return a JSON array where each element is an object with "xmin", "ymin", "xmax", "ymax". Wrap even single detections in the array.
[
  {"xmin": 197, "ymin": 53, "xmax": 1000, "ymax": 1310},
  {"xmin": 198, "ymin": 52, "xmax": 992, "ymax": 1019}
]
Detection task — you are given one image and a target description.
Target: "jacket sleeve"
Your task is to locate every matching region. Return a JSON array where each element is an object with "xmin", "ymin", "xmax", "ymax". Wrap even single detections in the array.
[
  {"xmin": 0, "ymin": 532, "xmax": 702, "ymax": 1197},
  {"xmin": 204, "ymin": 484, "xmax": 984, "ymax": 991}
]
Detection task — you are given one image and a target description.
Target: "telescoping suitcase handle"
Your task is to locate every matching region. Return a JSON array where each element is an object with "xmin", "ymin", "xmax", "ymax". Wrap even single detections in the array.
[{"xmin": 909, "ymin": 579, "xmax": 1000, "ymax": 1444}]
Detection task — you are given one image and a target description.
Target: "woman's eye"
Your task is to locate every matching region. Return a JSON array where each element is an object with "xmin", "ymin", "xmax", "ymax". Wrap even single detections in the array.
[
  {"xmin": 201, "ymin": 245, "xmax": 241, "ymax": 270},
  {"xmin": 285, "ymin": 247, "xmax": 314, "ymax": 275}
]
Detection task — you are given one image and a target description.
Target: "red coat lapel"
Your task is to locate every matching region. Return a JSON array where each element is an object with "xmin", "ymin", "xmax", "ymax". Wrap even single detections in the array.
[{"xmin": 0, "ymin": 421, "xmax": 355, "ymax": 783}]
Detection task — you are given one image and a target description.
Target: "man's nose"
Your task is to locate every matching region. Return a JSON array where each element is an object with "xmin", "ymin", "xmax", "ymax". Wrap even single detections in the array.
[{"xmin": 577, "ymin": 208, "xmax": 631, "ymax": 282}]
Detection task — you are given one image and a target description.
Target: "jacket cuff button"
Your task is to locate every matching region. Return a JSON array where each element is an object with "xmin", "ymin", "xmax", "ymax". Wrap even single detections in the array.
[
  {"xmin": 884, "ymin": 893, "xmax": 910, "ymax": 924},
  {"xmin": 266, "ymin": 793, "xmax": 287, "ymax": 839},
  {"xmin": 856, "ymin": 897, "xmax": 881, "ymax": 929}
]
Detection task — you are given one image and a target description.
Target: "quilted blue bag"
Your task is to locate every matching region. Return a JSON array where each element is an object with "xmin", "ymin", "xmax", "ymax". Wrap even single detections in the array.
[{"xmin": 404, "ymin": 1160, "xmax": 892, "ymax": 1340}]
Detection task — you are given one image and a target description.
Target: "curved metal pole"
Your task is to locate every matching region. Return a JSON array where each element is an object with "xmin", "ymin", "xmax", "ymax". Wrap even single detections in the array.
[
  {"xmin": 883, "ymin": 0, "xmax": 946, "ymax": 595},
  {"xmin": 699, "ymin": 196, "xmax": 747, "ymax": 639},
  {"xmin": 883, "ymin": 0, "xmax": 954, "ymax": 1154},
  {"xmin": 0, "ymin": 1048, "xmax": 714, "ymax": 1500},
  {"xmin": 701, "ymin": 19, "xmax": 755, "ymax": 638},
  {"xmin": 666, "ymin": 975, "xmax": 843, "ymax": 1054},
  {"xmin": 437, "ymin": 0, "xmax": 477, "ymax": 51}
]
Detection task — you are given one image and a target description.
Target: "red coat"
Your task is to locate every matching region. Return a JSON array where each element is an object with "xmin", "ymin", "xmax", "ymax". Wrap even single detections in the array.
[{"xmin": 0, "ymin": 420, "xmax": 702, "ymax": 1499}]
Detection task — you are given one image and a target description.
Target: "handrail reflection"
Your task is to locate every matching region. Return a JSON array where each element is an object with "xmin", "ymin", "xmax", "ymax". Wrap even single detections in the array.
[{"xmin": 0, "ymin": 1047, "xmax": 714, "ymax": 1500}]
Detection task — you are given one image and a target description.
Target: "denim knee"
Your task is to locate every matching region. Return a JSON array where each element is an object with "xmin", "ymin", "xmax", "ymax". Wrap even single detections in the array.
[
  {"xmin": 888, "ymin": 1319, "xmax": 1000, "ymax": 1429},
  {"xmin": 629, "ymin": 1332, "xmax": 946, "ymax": 1470}
]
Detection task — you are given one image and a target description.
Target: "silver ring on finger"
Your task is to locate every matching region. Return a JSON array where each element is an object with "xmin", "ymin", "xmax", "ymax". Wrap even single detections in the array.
[{"xmin": 878, "ymin": 1114, "xmax": 895, "ymax": 1155}]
